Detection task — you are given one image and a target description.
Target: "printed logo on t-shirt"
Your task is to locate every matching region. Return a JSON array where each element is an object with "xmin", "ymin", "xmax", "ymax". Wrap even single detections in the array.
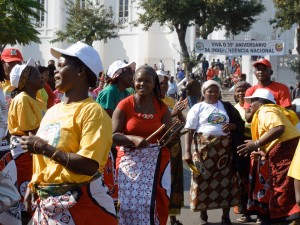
[
  {"xmin": 208, "ymin": 112, "xmax": 227, "ymax": 124},
  {"xmin": 36, "ymin": 123, "xmax": 61, "ymax": 147}
]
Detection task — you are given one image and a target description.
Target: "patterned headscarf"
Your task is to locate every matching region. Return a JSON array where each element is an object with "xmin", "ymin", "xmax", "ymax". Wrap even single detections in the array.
[{"xmin": 18, "ymin": 66, "xmax": 31, "ymax": 90}]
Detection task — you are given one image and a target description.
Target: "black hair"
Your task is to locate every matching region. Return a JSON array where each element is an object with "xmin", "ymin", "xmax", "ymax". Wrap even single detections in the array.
[
  {"xmin": 61, "ymin": 54, "xmax": 97, "ymax": 88},
  {"xmin": 37, "ymin": 66, "xmax": 48, "ymax": 74},
  {"xmin": 47, "ymin": 64, "xmax": 56, "ymax": 77},
  {"xmin": 135, "ymin": 65, "xmax": 163, "ymax": 107},
  {"xmin": 48, "ymin": 59, "xmax": 55, "ymax": 65},
  {"xmin": 0, "ymin": 61, "xmax": 5, "ymax": 82}
]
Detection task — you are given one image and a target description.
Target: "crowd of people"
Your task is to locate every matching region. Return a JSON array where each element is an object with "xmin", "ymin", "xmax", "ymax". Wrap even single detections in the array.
[{"xmin": 0, "ymin": 42, "xmax": 300, "ymax": 225}]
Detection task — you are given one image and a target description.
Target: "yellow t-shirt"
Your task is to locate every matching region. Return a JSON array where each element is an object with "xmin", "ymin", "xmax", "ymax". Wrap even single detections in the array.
[
  {"xmin": 2, "ymin": 80, "xmax": 47, "ymax": 107},
  {"xmin": 39, "ymin": 88, "xmax": 49, "ymax": 104},
  {"xmin": 1, "ymin": 80, "xmax": 13, "ymax": 94},
  {"xmin": 235, "ymin": 103, "xmax": 251, "ymax": 138},
  {"xmin": 255, "ymin": 106, "xmax": 300, "ymax": 152},
  {"xmin": 29, "ymin": 97, "xmax": 112, "ymax": 189},
  {"xmin": 288, "ymin": 141, "xmax": 300, "ymax": 180},
  {"xmin": 8, "ymin": 92, "xmax": 47, "ymax": 136},
  {"xmin": 162, "ymin": 96, "xmax": 175, "ymax": 110}
]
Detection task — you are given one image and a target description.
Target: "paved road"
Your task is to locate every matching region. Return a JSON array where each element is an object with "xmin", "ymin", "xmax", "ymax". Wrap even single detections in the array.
[
  {"xmin": 168, "ymin": 164, "xmax": 257, "ymax": 225},
  {"xmin": 169, "ymin": 121, "xmax": 257, "ymax": 225}
]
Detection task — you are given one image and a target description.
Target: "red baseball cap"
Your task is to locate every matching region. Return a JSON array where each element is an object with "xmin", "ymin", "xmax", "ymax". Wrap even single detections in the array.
[
  {"xmin": 253, "ymin": 58, "xmax": 272, "ymax": 69},
  {"xmin": 1, "ymin": 48, "xmax": 23, "ymax": 63}
]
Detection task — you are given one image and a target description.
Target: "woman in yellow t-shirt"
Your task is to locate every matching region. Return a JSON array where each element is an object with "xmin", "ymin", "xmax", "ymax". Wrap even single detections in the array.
[
  {"xmin": 19, "ymin": 42, "xmax": 117, "ymax": 225},
  {"xmin": 8, "ymin": 59, "xmax": 46, "ymax": 224},
  {"xmin": 238, "ymin": 88, "xmax": 300, "ymax": 224}
]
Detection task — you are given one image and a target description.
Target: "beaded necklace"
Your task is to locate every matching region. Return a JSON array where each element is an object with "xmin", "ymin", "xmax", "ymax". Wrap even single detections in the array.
[{"xmin": 134, "ymin": 95, "xmax": 154, "ymax": 120}]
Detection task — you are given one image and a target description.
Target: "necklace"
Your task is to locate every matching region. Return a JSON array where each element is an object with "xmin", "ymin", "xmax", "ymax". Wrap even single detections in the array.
[{"xmin": 134, "ymin": 95, "xmax": 154, "ymax": 120}]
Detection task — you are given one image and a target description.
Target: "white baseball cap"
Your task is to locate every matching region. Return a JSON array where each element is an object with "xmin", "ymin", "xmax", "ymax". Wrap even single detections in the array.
[
  {"xmin": 156, "ymin": 70, "xmax": 170, "ymax": 82},
  {"xmin": 50, "ymin": 41, "xmax": 103, "ymax": 78},
  {"xmin": 10, "ymin": 57, "xmax": 36, "ymax": 88},
  {"xmin": 244, "ymin": 88, "xmax": 276, "ymax": 103},
  {"xmin": 107, "ymin": 60, "xmax": 136, "ymax": 78}
]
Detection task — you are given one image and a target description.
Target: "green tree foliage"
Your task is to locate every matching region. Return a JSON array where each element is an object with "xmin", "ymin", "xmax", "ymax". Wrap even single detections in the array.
[
  {"xmin": 0, "ymin": 0, "xmax": 43, "ymax": 51},
  {"xmin": 288, "ymin": 57, "xmax": 300, "ymax": 75},
  {"xmin": 271, "ymin": 0, "xmax": 300, "ymax": 54},
  {"xmin": 51, "ymin": 0, "xmax": 122, "ymax": 46},
  {"xmin": 135, "ymin": 0, "xmax": 265, "ymax": 72}
]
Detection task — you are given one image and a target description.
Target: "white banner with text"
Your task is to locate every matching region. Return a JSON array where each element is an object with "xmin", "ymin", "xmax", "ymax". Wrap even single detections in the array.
[{"xmin": 194, "ymin": 39, "xmax": 284, "ymax": 55}]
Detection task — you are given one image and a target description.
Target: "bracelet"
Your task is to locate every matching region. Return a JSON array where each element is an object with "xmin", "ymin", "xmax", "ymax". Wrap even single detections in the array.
[
  {"xmin": 33, "ymin": 139, "xmax": 42, "ymax": 154},
  {"xmin": 64, "ymin": 152, "xmax": 70, "ymax": 168},
  {"xmin": 50, "ymin": 149, "xmax": 60, "ymax": 161},
  {"xmin": 255, "ymin": 139, "xmax": 260, "ymax": 148}
]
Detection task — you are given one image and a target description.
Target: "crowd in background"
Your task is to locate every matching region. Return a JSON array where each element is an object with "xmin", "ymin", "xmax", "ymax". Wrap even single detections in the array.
[{"xmin": 1, "ymin": 44, "xmax": 300, "ymax": 225}]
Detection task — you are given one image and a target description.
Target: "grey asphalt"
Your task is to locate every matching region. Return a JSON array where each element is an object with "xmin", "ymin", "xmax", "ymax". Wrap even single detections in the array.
[{"xmin": 168, "ymin": 163, "xmax": 257, "ymax": 225}]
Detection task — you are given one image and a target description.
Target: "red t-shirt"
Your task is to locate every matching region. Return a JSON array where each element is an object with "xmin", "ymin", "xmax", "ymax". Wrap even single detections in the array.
[
  {"xmin": 206, "ymin": 68, "xmax": 215, "ymax": 80},
  {"xmin": 234, "ymin": 67, "xmax": 241, "ymax": 77},
  {"xmin": 116, "ymin": 95, "xmax": 167, "ymax": 144},
  {"xmin": 44, "ymin": 83, "xmax": 55, "ymax": 109},
  {"xmin": 244, "ymin": 82, "xmax": 291, "ymax": 109}
]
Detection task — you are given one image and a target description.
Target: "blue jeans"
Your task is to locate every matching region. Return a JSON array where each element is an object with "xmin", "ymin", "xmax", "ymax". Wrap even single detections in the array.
[{"xmin": 188, "ymin": 96, "xmax": 198, "ymax": 108}]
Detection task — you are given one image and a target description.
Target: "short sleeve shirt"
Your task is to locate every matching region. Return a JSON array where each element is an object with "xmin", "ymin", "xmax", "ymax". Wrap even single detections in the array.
[
  {"xmin": 8, "ymin": 92, "xmax": 47, "ymax": 136},
  {"xmin": 29, "ymin": 97, "xmax": 112, "ymax": 188},
  {"xmin": 117, "ymin": 95, "xmax": 168, "ymax": 143},
  {"xmin": 244, "ymin": 82, "xmax": 291, "ymax": 109},
  {"xmin": 96, "ymin": 84, "xmax": 130, "ymax": 110},
  {"xmin": 256, "ymin": 106, "xmax": 300, "ymax": 152},
  {"xmin": 185, "ymin": 100, "xmax": 229, "ymax": 136}
]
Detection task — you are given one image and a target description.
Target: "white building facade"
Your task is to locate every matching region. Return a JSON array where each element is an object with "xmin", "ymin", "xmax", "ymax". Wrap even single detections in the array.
[{"xmin": 14, "ymin": 0, "xmax": 298, "ymax": 86}]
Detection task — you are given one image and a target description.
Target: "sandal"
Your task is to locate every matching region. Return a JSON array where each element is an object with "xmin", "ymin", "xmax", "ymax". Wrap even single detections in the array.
[
  {"xmin": 221, "ymin": 217, "xmax": 232, "ymax": 225},
  {"xmin": 237, "ymin": 214, "xmax": 251, "ymax": 223},
  {"xmin": 199, "ymin": 212, "xmax": 208, "ymax": 225}
]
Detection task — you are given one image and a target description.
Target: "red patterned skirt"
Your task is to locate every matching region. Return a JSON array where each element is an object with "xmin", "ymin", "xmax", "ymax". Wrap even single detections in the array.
[
  {"xmin": 268, "ymin": 138, "xmax": 300, "ymax": 223},
  {"xmin": 31, "ymin": 176, "xmax": 117, "ymax": 225},
  {"xmin": 247, "ymin": 157, "xmax": 270, "ymax": 218},
  {"xmin": 103, "ymin": 148, "xmax": 118, "ymax": 204},
  {"xmin": 116, "ymin": 145, "xmax": 171, "ymax": 225}
]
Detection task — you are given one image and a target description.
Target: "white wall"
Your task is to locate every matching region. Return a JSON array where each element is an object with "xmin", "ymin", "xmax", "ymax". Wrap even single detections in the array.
[{"xmin": 9, "ymin": 0, "xmax": 297, "ymax": 83}]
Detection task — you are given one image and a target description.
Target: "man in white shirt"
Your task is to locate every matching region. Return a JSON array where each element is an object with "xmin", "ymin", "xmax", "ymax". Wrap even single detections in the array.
[
  {"xmin": 158, "ymin": 60, "xmax": 165, "ymax": 71},
  {"xmin": 167, "ymin": 76, "xmax": 178, "ymax": 99}
]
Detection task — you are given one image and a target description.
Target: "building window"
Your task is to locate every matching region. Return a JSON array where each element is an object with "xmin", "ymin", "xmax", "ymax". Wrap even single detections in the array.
[
  {"xmin": 80, "ymin": 0, "xmax": 86, "ymax": 9},
  {"xmin": 119, "ymin": 0, "xmax": 129, "ymax": 24},
  {"xmin": 36, "ymin": 0, "xmax": 45, "ymax": 28}
]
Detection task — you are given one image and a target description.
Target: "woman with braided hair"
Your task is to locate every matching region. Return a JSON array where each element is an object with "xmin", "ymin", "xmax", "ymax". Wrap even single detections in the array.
[
  {"xmin": 8, "ymin": 58, "xmax": 46, "ymax": 224},
  {"xmin": 113, "ymin": 65, "xmax": 172, "ymax": 225}
]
